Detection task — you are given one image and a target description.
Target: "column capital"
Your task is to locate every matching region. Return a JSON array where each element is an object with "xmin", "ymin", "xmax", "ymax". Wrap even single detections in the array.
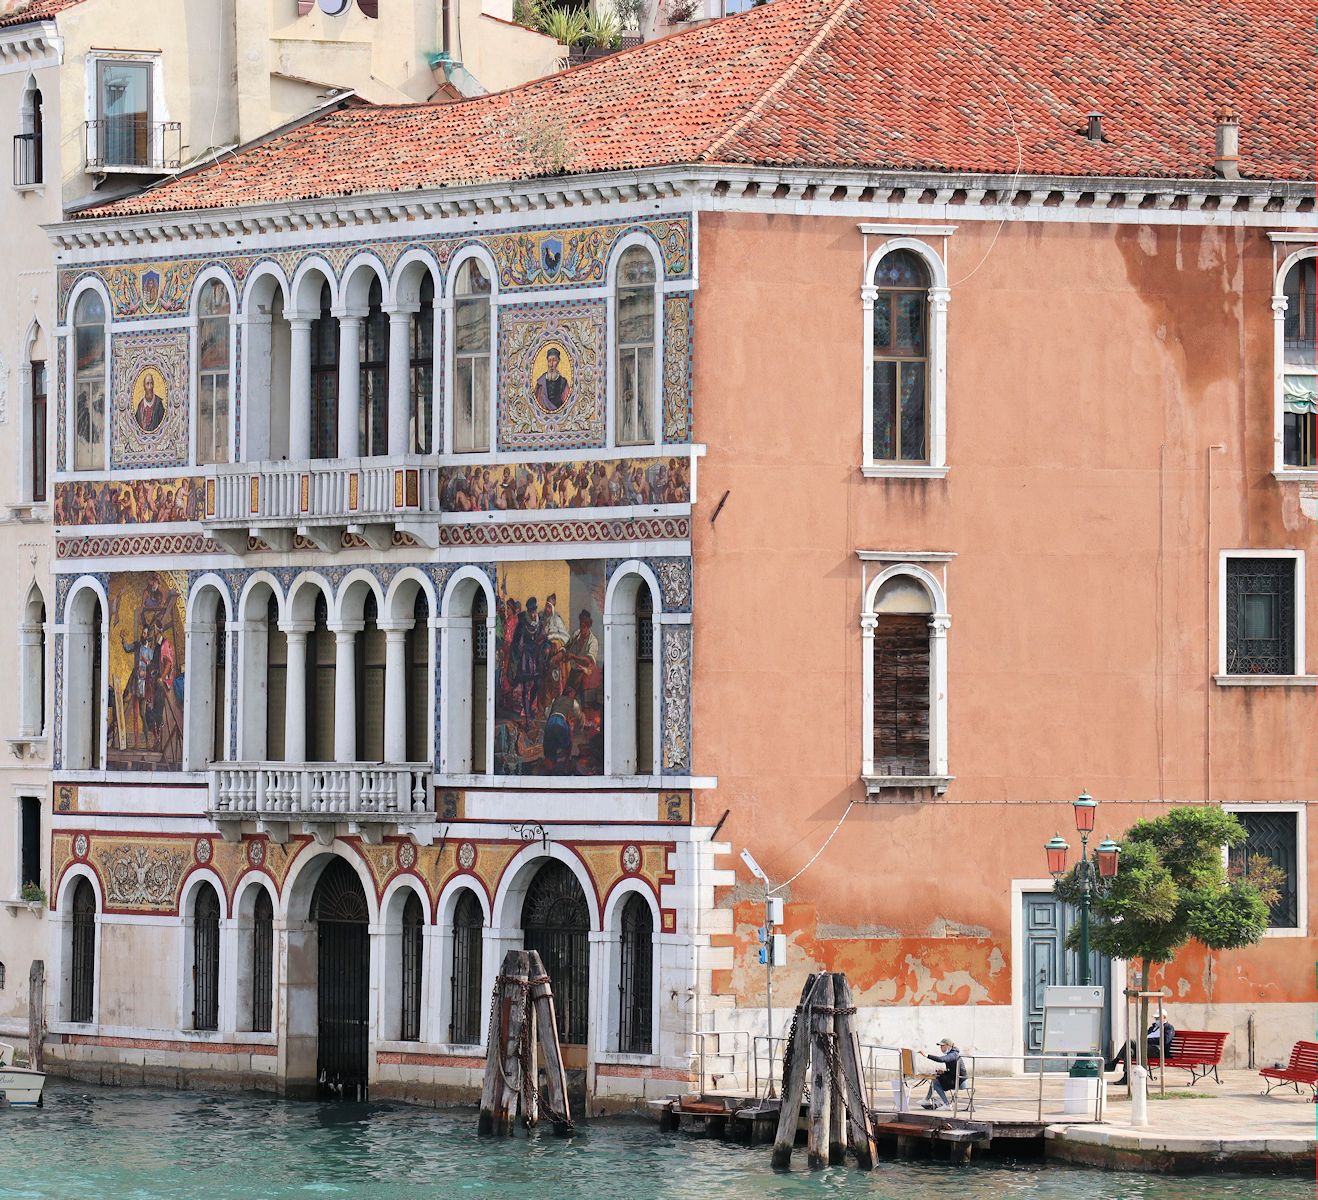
[
  {"xmin": 929, "ymin": 614, "xmax": 952, "ymax": 635},
  {"xmin": 383, "ymin": 304, "xmax": 416, "ymax": 322},
  {"xmin": 329, "ymin": 621, "xmax": 364, "ymax": 638},
  {"xmin": 278, "ymin": 620, "xmax": 314, "ymax": 636}
]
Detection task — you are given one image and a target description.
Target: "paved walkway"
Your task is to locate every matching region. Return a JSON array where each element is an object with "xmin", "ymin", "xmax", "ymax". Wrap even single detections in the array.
[{"xmin": 1045, "ymin": 1070, "xmax": 1314, "ymax": 1170}]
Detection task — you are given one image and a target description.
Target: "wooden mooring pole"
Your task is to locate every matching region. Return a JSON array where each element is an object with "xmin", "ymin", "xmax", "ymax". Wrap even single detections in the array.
[
  {"xmin": 770, "ymin": 971, "xmax": 875, "ymax": 1172},
  {"xmin": 27, "ymin": 960, "xmax": 45, "ymax": 1073},
  {"xmin": 478, "ymin": 949, "xmax": 573, "ymax": 1136}
]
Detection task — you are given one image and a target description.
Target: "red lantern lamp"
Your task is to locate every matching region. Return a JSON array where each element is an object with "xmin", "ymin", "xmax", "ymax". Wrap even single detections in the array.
[
  {"xmin": 1096, "ymin": 837, "xmax": 1121, "ymax": 878},
  {"xmin": 1073, "ymin": 791, "xmax": 1097, "ymax": 833},
  {"xmin": 1045, "ymin": 835, "xmax": 1070, "ymax": 878}
]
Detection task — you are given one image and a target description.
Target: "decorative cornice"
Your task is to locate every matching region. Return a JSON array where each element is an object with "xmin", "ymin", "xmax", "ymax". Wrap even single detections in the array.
[
  {"xmin": 45, "ymin": 164, "xmax": 1318, "ymax": 254},
  {"xmin": 0, "ymin": 20, "xmax": 60, "ymax": 68}
]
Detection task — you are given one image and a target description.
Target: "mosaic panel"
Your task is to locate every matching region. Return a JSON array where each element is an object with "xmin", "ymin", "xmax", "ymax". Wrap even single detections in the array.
[
  {"xmin": 663, "ymin": 293, "xmax": 693, "ymax": 442},
  {"xmin": 55, "ymin": 477, "xmax": 203, "ymax": 526},
  {"xmin": 103, "ymin": 260, "xmax": 200, "ymax": 318},
  {"xmin": 56, "ymin": 338, "xmax": 67, "ymax": 472},
  {"xmin": 110, "ymin": 329, "xmax": 189, "ymax": 469},
  {"xmin": 438, "ymin": 515, "xmax": 689, "ymax": 547},
  {"xmin": 93, "ymin": 838, "xmax": 191, "ymax": 912},
  {"xmin": 498, "ymin": 300, "xmax": 605, "ymax": 451},
  {"xmin": 661, "ymin": 623, "xmax": 692, "ymax": 773},
  {"xmin": 439, "ymin": 455, "xmax": 689, "ymax": 513}
]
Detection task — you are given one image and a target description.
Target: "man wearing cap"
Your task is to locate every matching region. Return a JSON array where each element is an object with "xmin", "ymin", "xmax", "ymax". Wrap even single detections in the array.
[{"xmin": 922, "ymin": 1038, "xmax": 966, "ymax": 1110}]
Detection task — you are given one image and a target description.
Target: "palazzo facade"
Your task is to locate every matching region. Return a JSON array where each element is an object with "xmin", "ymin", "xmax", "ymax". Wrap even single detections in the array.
[{"xmin": 34, "ymin": 0, "xmax": 1318, "ymax": 1103}]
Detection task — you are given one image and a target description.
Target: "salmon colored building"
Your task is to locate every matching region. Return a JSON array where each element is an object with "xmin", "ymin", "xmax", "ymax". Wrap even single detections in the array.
[{"xmin": 39, "ymin": 0, "xmax": 1313, "ymax": 1104}]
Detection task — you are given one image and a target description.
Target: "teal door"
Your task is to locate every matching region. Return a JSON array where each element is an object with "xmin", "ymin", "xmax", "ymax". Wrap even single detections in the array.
[{"xmin": 1022, "ymin": 892, "xmax": 1112, "ymax": 1070}]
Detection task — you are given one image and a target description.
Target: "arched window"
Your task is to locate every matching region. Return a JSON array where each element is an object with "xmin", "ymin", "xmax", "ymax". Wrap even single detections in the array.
[
  {"xmin": 1282, "ymin": 256, "xmax": 1317, "ymax": 468},
  {"xmin": 308, "ymin": 593, "xmax": 336, "ymax": 761},
  {"xmin": 410, "ymin": 275, "xmax": 435, "ymax": 453},
  {"xmin": 636, "ymin": 584, "xmax": 654, "ymax": 774},
  {"xmin": 871, "ymin": 249, "xmax": 929, "ymax": 463},
  {"xmin": 356, "ymin": 593, "xmax": 385, "ymax": 761},
  {"xmin": 616, "ymin": 246, "xmax": 657, "ymax": 446},
  {"xmin": 618, "ymin": 894, "xmax": 652, "ymax": 1054},
  {"xmin": 311, "ymin": 282, "xmax": 339, "ymax": 459},
  {"xmin": 522, "ymin": 861, "xmax": 590, "ymax": 1045},
  {"xmin": 251, "ymin": 888, "xmax": 273, "ymax": 1032},
  {"xmin": 861, "ymin": 568, "xmax": 950, "ymax": 791},
  {"xmin": 30, "ymin": 355, "xmax": 47, "ymax": 503},
  {"xmin": 69, "ymin": 877, "xmax": 96, "ymax": 1023},
  {"xmin": 405, "ymin": 590, "xmax": 430, "ymax": 762},
  {"xmin": 360, "ymin": 277, "xmax": 389, "ymax": 457},
  {"xmin": 73, "ymin": 291, "xmax": 107, "ymax": 472},
  {"xmin": 449, "ymin": 889, "xmax": 483, "ymax": 1045},
  {"xmin": 192, "ymin": 883, "xmax": 221, "ymax": 1030},
  {"xmin": 19, "ymin": 588, "xmax": 46, "ymax": 739},
  {"xmin": 16, "ymin": 77, "xmax": 42, "ymax": 186},
  {"xmin": 400, "ymin": 891, "xmax": 423, "ymax": 1041},
  {"xmin": 197, "ymin": 280, "xmax": 232, "ymax": 465},
  {"xmin": 211, "ymin": 608, "xmax": 227, "ymax": 762},
  {"xmin": 471, "ymin": 590, "xmax": 488, "ymax": 773},
  {"xmin": 453, "ymin": 260, "xmax": 491, "ymax": 453},
  {"xmin": 66, "ymin": 589, "xmax": 103, "ymax": 770},
  {"xmin": 265, "ymin": 594, "xmax": 288, "ymax": 761}
]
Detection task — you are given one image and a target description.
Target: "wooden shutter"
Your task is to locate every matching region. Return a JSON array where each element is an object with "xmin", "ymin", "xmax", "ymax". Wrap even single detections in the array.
[{"xmin": 872, "ymin": 614, "xmax": 930, "ymax": 774}]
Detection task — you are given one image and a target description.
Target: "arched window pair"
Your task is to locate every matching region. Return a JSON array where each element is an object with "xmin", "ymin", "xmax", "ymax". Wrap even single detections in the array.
[
  {"xmin": 1279, "ymin": 255, "xmax": 1317, "ymax": 469},
  {"xmin": 863, "ymin": 242, "xmax": 949, "ymax": 475}
]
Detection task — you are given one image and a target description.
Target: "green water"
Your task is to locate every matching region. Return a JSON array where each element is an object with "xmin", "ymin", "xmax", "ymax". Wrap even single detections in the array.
[{"xmin": 0, "ymin": 1082, "xmax": 1307, "ymax": 1199}]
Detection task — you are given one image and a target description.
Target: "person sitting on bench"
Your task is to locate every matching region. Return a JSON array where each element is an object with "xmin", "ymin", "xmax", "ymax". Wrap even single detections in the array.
[
  {"xmin": 1106, "ymin": 1015, "xmax": 1176, "ymax": 1085},
  {"xmin": 921, "ymin": 1038, "xmax": 966, "ymax": 1109}
]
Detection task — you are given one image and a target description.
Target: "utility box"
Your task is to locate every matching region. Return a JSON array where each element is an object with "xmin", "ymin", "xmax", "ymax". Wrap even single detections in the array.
[{"xmin": 1042, "ymin": 985, "xmax": 1104, "ymax": 1056}]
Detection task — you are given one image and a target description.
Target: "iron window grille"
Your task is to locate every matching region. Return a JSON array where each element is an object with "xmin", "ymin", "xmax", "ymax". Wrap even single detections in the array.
[
  {"xmin": 449, "ymin": 889, "xmax": 484, "ymax": 1045},
  {"xmin": 70, "ymin": 878, "xmax": 96, "ymax": 1023},
  {"xmin": 252, "ymin": 889, "xmax": 274, "ymax": 1032},
  {"xmin": 1229, "ymin": 812, "xmax": 1299, "ymax": 928},
  {"xmin": 618, "ymin": 895, "xmax": 653, "ymax": 1054},
  {"xmin": 522, "ymin": 861, "xmax": 590, "ymax": 1045},
  {"xmin": 400, "ymin": 892, "xmax": 424, "ymax": 1041},
  {"xmin": 1225, "ymin": 558, "xmax": 1297, "ymax": 675},
  {"xmin": 193, "ymin": 885, "xmax": 221, "ymax": 1030}
]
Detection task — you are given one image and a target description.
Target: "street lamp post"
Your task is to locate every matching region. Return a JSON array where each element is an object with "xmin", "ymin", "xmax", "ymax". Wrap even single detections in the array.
[{"xmin": 1046, "ymin": 791, "xmax": 1122, "ymax": 1079}]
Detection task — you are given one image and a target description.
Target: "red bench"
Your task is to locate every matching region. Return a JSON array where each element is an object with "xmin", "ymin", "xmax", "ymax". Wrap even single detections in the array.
[
  {"xmin": 1260, "ymin": 1040, "xmax": 1318, "ymax": 1099},
  {"xmin": 1159, "ymin": 1030, "xmax": 1228, "ymax": 1085}
]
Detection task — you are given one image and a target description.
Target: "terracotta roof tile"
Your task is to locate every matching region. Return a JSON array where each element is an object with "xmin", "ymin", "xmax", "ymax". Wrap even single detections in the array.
[
  {"xmin": 88, "ymin": 0, "xmax": 1315, "ymax": 218},
  {"xmin": 0, "ymin": 0, "xmax": 87, "ymax": 28}
]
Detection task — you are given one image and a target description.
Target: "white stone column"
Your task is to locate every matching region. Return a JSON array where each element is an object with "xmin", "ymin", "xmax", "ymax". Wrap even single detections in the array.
[
  {"xmin": 332, "ymin": 625, "xmax": 360, "ymax": 763},
  {"xmin": 288, "ymin": 317, "xmax": 313, "ymax": 462},
  {"xmin": 17, "ymin": 620, "xmax": 43, "ymax": 737},
  {"xmin": 236, "ymin": 618, "xmax": 267, "ymax": 760},
  {"xmin": 282, "ymin": 624, "xmax": 310, "ymax": 763},
  {"xmin": 386, "ymin": 307, "xmax": 413, "ymax": 457},
  {"xmin": 929, "ymin": 613, "xmax": 951, "ymax": 778},
  {"xmin": 1272, "ymin": 293, "xmax": 1289, "ymax": 474},
  {"xmin": 603, "ymin": 614, "xmax": 637, "ymax": 776},
  {"xmin": 382, "ymin": 622, "xmax": 409, "ymax": 764},
  {"xmin": 929, "ymin": 284, "xmax": 950, "ymax": 470},
  {"xmin": 337, "ymin": 315, "xmax": 362, "ymax": 459}
]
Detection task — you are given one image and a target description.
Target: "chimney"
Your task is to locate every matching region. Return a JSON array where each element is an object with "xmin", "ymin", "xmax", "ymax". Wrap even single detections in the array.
[
  {"xmin": 1085, "ymin": 111, "xmax": 1104, "ymax": 143},
  {"xmin": 1214, "ymin": 106, "xmax": 1240, "ymax": 179}
]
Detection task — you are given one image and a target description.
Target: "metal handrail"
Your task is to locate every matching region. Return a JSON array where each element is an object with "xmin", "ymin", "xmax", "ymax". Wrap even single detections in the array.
[
  {"xmin": 12, "ymin": 132, "xmax": 40, "ymax": 186},
  {"xmin": 685, "ymin": 1029, "xmax": 751, "ymax": 1093},
  {"xmin": 84, "ymin": 118, "xmax": 182, "ymax": 171}
]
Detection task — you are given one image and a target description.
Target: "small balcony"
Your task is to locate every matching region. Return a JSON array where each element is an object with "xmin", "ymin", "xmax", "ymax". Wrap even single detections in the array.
[
  {"xmin": 12, "ymin": 132, "xmax": 42, "ymax": 187},
  {"xmin": 209, "ymin": 762, "xmax": 434, "ymax": 844},
  {"xmin": 203, "ymin": 457, "xmax": 442, "ymax": 553},
  {"xmin": 84, "ymin": 118, "xmax": 182, "ymax": 174}
]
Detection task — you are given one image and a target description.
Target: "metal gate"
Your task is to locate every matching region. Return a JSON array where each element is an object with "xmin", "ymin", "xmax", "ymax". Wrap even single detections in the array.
[
  {"xmin": 70, "ymin": 877, "xmax": 96, "ymax": 1023},
  {"xmin": 1022, "ymin": 891, "xmax": 1112, "ymax": 1070},
  {"xmin": 193, "ymin": 884, "xmax": 221, "ymax": 1031},
  {"xmin": 313, "ymin": 859, "xmax": 370, "ymax": 1100},
  {"xmin": 522, "ymin": 861, "xmax": 590, "ymax": 1045}
]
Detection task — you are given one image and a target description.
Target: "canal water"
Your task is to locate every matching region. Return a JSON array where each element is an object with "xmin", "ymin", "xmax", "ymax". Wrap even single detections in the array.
[{"xmin": 0, "ymin": 1082, "xmax": 1308, "ymax": 1199}]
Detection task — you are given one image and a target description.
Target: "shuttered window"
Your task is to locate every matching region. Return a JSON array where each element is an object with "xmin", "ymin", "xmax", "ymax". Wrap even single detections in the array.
[{"xmin": 872, "ymin": 614, "xmax": 930, "ymax": 775}]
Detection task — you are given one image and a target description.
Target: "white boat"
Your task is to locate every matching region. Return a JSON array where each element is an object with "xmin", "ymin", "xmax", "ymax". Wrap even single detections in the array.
[{"xmin": 0, "ymin": 1042, "xmax": 45, "ymax": 1107}]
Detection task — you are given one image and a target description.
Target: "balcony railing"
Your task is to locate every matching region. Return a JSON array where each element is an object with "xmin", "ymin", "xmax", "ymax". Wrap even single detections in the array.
[
  {"xmin": 12, "ymin": 132, "xmax": 41, "ymax": 186},
  {"xmin": 209, "ymin": 762, "xmax": 433, "ymax": 822},
  {"xmin": 204, "ymin": 457, "xmax": 442, "ymax": 551},
  {"xmin": 84, "ymin": 118, "xmax": 182, "ymax": 173}
]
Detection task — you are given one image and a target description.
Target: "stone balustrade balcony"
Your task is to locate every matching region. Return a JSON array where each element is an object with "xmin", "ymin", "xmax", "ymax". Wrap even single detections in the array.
[
  {"xmin": 208, "ymin": 761, "xmax": 435, "ymax": 843},
  {"xmin": 202, "ymin": 457, "xmax": 441, "ymax": 553}
]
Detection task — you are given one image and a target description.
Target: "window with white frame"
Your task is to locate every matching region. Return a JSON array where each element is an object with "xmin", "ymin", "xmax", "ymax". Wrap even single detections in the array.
[
  {"xmin": 616, "ymin": 246, "xmax": 657, "ymax": 446},
  {"xmin": 860, "ymin": 562, "xmax": 950, "ymax": 789},
  {"xmin": 92, "ymin": 58, "xmax": 153, "ymax": 169},
  {"xmin": 453, "ymin": 260, "xmax": 491, "ymax": 453},
  {"xmin": 1278, "ymin": 254, "xmax": 1317, "ymax": 469},
  {"xmin": 15, "ymin": 74, "xmax": 44, "ymax": 187},
  {"xmin": 18, "ymin": 586, "xmax": 46, "ymax": 739},
  {"xmin": 1228, "ymin": 808, "xmax": 1301, "ymax": 932},
  {"xmin": 72, "ymin": 290, "xmax": 107, "ymax": 472},
  {"xmin": 862, "ymin": 237, "xmax": 949, "ymax": 476},
  {"xmin": 197, "ymin": 280, "xmax": 231, "ymax": 465},
  {"xmin": 18, "ymin": 795, "xmax": 41, "ymax": 893},
  {"xmin": 1221, "ymin": 552, "xmax": 1303, "ymax": 677}
]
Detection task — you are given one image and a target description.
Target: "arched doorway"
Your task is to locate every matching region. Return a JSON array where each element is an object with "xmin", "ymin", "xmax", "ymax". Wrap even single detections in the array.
[
  {"xmin": 522, "ymin": 860, "xmax": 590, "ymax": 1051},
  {"xmin": 312, "ymin": 858, "xmax": 370, "ymax": 1099}
]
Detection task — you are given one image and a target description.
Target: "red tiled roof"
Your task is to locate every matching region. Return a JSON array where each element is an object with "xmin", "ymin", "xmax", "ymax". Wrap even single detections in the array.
[
  {"xmin": 88, "ymin": 0, "xmax": 1314, "ymax": 218},
  {"xmin": 0, "ymin": 0, "xmax": 86, "ymax": 28}
]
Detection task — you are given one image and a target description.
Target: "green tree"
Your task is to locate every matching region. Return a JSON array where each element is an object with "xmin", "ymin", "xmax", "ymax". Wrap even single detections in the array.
[{"xmin": 1054, "ymin": 806, "xmax": 1282, "ymax": 1067}]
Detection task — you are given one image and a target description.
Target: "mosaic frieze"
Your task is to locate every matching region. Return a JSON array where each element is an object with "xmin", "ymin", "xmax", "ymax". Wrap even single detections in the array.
[
  {"xmin": 498, "ymin": 301, "xmax": 605, "ymax": 451},
  {"xmin": 438, "ymin": 515, "xmax": 690, "ymax": 548},
  {"xmin": 104, "ymin": 260, "xmax": 199, "ymax": 318},
  {"xmin": 439, "ymin": 455, "xmax": 690, "ymax": 513},
  {"xmin": 663, "ymin": 294, "xmax": 693, "ymax": 442},
  {"xmin": 54, "ymin": 477, "xmax": 203, "ymax": 526},
  {"xmin": 94, "ymin": 839, "xmax": 191, "ymax": 911},
  {"xmin": 110, "ymin": 329, "xmax": 189, "ymax": 469}
]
